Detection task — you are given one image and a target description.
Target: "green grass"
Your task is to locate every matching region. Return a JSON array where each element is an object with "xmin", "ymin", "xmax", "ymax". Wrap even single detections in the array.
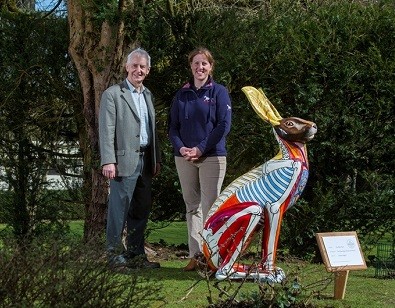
[
  {"xmin": 2, "ymin": 221, "xmax": 394, "ymax": 307},
  {"xmin": 67, "ymin": 221, "xmax": 395, "ymax": 307},
  {"xmin": 69, "ymin": 220, "xmax": 84, "ymax": 235},
  {"xmin": 67, "ymin": 220, "xmax": 188, "ymax": 246},
  {"xmin": 148, "ymin": 221, "xmax": 188, "ymax": 246},
  {"xmin": 141, "ymin": 261, "xmax": 395, "ymax": 308}
]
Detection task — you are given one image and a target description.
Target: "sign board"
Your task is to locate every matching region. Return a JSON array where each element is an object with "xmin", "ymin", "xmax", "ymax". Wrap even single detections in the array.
[
  {"xmin": 316, "ymin": 231, "xmax": 367, "ymax": 300},
  {"xmin": 316, "ymin": 231, "xmax": 367, "ymax": 271}
]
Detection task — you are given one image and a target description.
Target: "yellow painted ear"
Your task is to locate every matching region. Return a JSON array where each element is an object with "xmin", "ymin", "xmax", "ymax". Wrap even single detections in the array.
[{"xmin": 242, "ymin": 86, "xmax": 282, "ymax": 126}]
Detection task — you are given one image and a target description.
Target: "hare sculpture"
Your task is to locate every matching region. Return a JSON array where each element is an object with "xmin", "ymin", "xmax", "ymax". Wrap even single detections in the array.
[{"xmin": 201, "ymin": 86, "xmax": 317, "ymax": 282}]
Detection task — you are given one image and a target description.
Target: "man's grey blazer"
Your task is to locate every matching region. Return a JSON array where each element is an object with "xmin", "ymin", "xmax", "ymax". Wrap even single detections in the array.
[{"xmin": 99, "ymin": 80, "xmax": 161, "ymax": 177}]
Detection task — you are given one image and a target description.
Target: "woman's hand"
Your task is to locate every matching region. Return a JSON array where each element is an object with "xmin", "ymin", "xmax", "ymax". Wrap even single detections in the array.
[
  {"xmin": 180, "ymin": 147, "xmax": 192, "ymax": 161},
  {"xmin": 188, "ymin": 147, "xmax": 202, "ymax": 161},
  {"xmin": 180, "ymin": 146, "xmax": 202, "ymax": 161}
]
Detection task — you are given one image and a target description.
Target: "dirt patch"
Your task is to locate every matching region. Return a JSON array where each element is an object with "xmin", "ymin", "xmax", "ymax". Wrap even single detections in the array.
[{"xmin": 146, "ymin": 243, "xmax": 189, "ymax": 261}]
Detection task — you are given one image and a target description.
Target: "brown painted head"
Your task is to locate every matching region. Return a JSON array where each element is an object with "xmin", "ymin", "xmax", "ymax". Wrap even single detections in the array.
[{"xmin": 242, "ymin": 86, "xmax": 317, "ymax": 143}]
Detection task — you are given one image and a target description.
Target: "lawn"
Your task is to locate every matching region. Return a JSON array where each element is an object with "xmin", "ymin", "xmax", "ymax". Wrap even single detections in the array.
[
  {"xmin": 2, "ymin": 221, "xmax": 394, "ymax": 307},
  {"xmin": 68, "ymin": 221, "xmax": 394, "ymax": 308},
  {"xmin": 69, "ymin": 220, "xmax": 188, "ymax": 246},
  {"xmin": 141, "ymin": 261, "xmax": 395, "ymax": 308}
]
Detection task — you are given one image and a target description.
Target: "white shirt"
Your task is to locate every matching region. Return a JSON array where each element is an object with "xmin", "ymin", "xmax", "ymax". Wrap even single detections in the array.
[{"xmin": 126, "ymin": 79, "xmax": 150, "ymax": 147}]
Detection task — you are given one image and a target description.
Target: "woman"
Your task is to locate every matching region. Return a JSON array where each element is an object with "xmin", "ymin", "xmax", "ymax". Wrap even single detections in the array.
[{"xmin": 168, "ymin": 47, "xmax": 232, "ymax": 271}]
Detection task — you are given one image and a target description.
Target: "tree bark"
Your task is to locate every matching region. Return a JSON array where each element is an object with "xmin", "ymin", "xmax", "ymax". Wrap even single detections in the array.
[{"xmin": 67, "ymin": 0, "xmax": 139, "ymax": 241}]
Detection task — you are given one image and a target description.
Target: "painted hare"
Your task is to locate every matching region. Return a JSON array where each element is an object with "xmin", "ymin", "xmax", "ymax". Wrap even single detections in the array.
[{"xmin": 201, "ymin": 86, "xmax": 317, "ymax": 282}]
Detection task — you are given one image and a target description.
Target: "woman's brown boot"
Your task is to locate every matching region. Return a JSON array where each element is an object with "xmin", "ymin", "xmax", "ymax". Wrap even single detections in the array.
[{"xmin": 183, "ymin": 258, "xmax": 197, "ymax": 271}]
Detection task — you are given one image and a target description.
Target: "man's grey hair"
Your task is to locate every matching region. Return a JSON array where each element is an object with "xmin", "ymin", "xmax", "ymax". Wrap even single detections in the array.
[{"xmin": 127, "ymin": 47, "xmax": 151, "ymax": 68}]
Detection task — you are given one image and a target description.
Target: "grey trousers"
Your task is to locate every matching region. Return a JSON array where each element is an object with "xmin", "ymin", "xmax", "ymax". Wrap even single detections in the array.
[
  {"xmin": 175, "ymin": 156, "xmax": 226, "ymax": 258},
  {"xmin": 106, "ymin": 154, "xmax": 152, "ymax": 256}
]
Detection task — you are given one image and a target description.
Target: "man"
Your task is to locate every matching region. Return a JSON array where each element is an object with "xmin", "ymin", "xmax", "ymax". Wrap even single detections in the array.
[{"xmin": 99, "ymin": 47, "xmax": 161, "ymax": 269}]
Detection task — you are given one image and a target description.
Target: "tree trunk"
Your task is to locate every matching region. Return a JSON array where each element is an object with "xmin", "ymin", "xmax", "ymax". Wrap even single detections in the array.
[{"xmin": 67, "ymin": 0, "xmax": 140, "ymax": 241}]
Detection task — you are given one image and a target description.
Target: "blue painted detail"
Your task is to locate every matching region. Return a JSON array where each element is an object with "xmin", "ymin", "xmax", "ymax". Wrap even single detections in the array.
[{"xmin": 236, "ymin": 166, "xmax": 296, "ymax": 207}]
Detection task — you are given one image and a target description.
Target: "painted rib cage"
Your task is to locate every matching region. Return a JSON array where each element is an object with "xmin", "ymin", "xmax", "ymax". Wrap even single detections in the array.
[
  {"xmin": 237, "ymin": 165, "xmax": 296, "ymax": 205},
  {"xmin": 209, "ymin": 165, "xmax": 263, "ymax": 216}
]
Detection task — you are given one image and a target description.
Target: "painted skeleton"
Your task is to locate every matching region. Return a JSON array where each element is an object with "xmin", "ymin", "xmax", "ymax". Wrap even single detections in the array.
[{"xmin": 201, "ymin": 86, "xmax": 317, "ymax": 282}]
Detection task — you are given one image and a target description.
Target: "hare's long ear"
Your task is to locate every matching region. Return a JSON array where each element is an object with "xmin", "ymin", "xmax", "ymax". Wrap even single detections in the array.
[
  {"xmin": 242, "ymin": 86, "xmax": 282, "ymax": 126},
  {"xmin": 257, "ymin": 88, "xmax": 282, "ymax": 121}
]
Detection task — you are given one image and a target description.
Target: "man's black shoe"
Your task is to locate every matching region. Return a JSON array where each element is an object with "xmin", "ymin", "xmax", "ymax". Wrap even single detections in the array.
[
  {"xmin": 108, "ymin": 254, "xmax": 128, "ymax": 267},
  {"xmin": 130, "ymin": 259, "xmax": 161, "ymax": 269},
  {"xmin": 125, "ymin": 254, "xmax": 160, "ymax": 269},
  {"xmin": 107, "ymin": 254, "xmax": 132, "ymax": 274}
]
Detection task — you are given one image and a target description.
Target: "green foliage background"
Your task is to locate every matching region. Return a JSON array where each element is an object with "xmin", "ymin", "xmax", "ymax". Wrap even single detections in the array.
[
  {"xmin": 0, "ymin": 0, "xmax": 394, "ymax": 259},
  {"xmin": 143, "ymin": 0, "xmax": 395, "ymax": 258},
  {"xmin": 0, "ymin": 11, "xmax": 83, "ymax": 239}
]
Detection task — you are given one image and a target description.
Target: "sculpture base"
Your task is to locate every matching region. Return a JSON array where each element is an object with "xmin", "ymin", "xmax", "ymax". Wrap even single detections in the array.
[{"xmin": 215, "ymin": 263, "xmax": 286, "ymax": 283}]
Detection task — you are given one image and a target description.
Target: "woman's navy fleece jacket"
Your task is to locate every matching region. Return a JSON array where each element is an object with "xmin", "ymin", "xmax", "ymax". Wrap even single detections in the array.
[{"xmin": 169, "ymin": 77, "xmax": 232, "ymax": 157}]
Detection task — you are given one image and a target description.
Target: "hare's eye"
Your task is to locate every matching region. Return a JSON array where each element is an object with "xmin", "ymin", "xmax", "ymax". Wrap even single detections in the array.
[{"xmin": 285, "ymin": 121, "xmax": 294, "ymax": 127}]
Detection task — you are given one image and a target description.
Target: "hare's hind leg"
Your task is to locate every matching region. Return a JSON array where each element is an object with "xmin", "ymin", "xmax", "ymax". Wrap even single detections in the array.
[{"xmin": 202, "ymin": 202, "xmax": 263, "ymax": 280}]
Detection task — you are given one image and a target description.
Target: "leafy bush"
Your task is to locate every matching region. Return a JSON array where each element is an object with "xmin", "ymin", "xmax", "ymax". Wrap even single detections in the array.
[
  {"xmin": 0, "ymin": 236, "xmax": 164, "ymax": 307},
  {"xmin": 205, "ymin": 257, "xmax": 332, "ymax": 307}
]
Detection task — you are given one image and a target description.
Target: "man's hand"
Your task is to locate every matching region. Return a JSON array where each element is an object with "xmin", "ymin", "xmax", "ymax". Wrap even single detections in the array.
[
  {"xmin": 153, "ymin": 163, "xmax": 161, "ymax": 177},
  {"xmin": 102, "ymin": 163, "xmax": 116, "ymax": 179}
]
